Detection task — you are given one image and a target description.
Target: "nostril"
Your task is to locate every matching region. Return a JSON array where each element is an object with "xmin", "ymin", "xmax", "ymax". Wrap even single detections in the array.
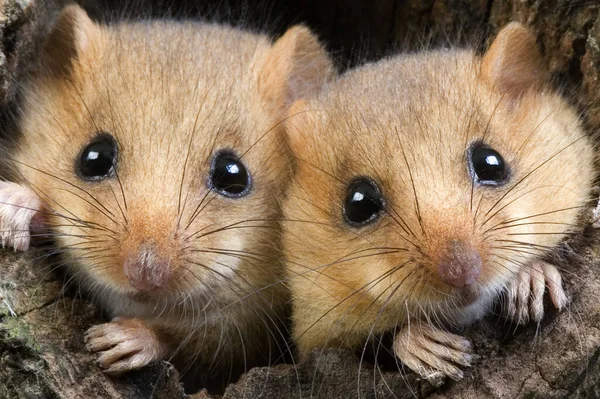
[
  {"xmin": 437, "ymin": 240, "xmax": 482, "ymax": 288},
  {"xmin": 123, "ymin": 247, "xmax": 171, "ymax": 292}
]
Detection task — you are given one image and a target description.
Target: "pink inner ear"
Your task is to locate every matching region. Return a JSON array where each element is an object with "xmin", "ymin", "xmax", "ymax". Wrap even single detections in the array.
[{"xmin": 481, "ymin": 22, "xmax": 546, "ymax": 97}]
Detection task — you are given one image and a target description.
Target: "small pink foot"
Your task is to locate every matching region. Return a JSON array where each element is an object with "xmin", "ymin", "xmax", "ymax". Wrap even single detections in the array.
[
  {"xmin": 0, "ymin": 182, "xmax": 42, "ymax": 251},
  {"xmin": 393, "ymin": 322, "xmax": 472, "ymax": 385},
  {"xmin": 504, "ymin": 260, "xmax": 567, "ymax": 325},
  {"xmin": 85, "ymin": 318, "xmax": 168, "ymax": 376}
]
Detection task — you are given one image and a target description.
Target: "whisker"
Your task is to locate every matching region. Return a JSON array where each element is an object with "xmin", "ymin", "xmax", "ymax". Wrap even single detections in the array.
[
  {"xmin": 482, "ymin": 136, "xmax": 585, "ymax": 223},
  {"xmin": 396, "ymin": 126, "xmax": 426, "ymax": 237},
  {"xmin": 10, "ymin": 159, "xmax": 117, "ymax": 221}
]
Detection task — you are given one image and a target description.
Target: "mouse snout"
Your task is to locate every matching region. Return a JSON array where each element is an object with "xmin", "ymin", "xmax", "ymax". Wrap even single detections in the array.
[
  {"xmin": 123, "ymin": 244, "xmax": 172, "ymax": 292},
  {"xmin": 437, "ymin": 240, "xmax": 482, "ymax": 288}
]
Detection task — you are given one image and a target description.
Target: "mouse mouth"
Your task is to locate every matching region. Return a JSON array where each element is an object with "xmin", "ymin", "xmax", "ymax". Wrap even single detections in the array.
[{"xmin": 453, "ymin": 284, "xmax": 481, "ymax": 306}]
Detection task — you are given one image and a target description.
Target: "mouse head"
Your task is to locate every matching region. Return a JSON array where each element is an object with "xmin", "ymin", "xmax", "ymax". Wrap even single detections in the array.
[
  {"xmin": 284, "ymin": 22, "xmax": 594, "ymax": 323},
  {"xmin": 13, "ymin": 5, "xmax": 333, "ymax": 300}
]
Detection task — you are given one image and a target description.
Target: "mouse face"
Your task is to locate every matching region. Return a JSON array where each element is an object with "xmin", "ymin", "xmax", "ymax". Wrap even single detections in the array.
[
  {"xmin": 284, "ymin": 23, "xmax": 594, "ymax": 351},
  {"xmin": 11, "ymin": 7, "xmax": 332, "ymax": 308}
]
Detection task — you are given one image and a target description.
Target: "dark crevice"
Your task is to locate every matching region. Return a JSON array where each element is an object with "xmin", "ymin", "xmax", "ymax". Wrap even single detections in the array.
[
  {"xmin": 565, "ymin": 339, "xmax": 600, "ymax": 396},
  {"xmin": 534, "ymin": 346, "xmax": 575, "ymax": 394},
  {"xmin": 512, "ymin": 372, "xmax": 536, "ymax": 399},
  {"xmin": 568, "ymin": 10, "xmax": 599, "ymax": 88},
  {"xmin": 569, "ymin": 36, "xmax": 589, "ymax": 86},
  {"xmin": 477, "ymin": 0, "xmax": 496, "ymax": 54},
  {"xmin": 1, "ymin": 14, "xmax": 24, "ymax": 66},
  {"xmin": 14, "ymin": 294, "xmax": 62, "ymax": 318},
  {"xmin": 0, "ymin": 289, "xmax": 61, "ymax": 321}
]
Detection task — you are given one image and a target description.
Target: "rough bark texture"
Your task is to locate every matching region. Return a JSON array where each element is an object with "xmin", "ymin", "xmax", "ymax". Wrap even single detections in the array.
[
  {"xmin": 0, "ymin": 0, "xmax": 69, "ymax": 106},
  {"xmin": 1, "ymin": 0, "xmax": 599, "ymax": 398},
  {"xmin": 0, "ymin": 251, "xmax": 187, "ymax": 398}
]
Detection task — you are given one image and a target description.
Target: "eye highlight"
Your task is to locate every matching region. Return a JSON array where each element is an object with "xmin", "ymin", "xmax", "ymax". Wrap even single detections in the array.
[
  {"xmin": 210, "ymin": 151, "xmax": 251, "ymax": 197},
  {"xmin": 344, "ymin": 178, "xmax": 384, "ymax": 226},
  {"xmin": 77, "ymin": 133, "xmax": 117, "ymax": 181},
  {"xmin": 468, "ymin": 142, "xmax": 509, "ymax": 186}
]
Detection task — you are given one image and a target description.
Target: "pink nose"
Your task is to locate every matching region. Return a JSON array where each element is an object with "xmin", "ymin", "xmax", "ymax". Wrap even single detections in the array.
[
  {"xmin": 437, "ymin": 240, "xmax": 482, "ymax": 287},
  {"xmin": 123, "ymin": 247, "xmax": 171, "ymax": 291}
]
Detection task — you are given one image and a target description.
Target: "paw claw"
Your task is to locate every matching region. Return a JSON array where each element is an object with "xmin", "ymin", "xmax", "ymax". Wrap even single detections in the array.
[
  {"xmin": 460, "ymin": 339, "xmax": 472, "ymax": 351},
  {"xmin": 462, "ymin": 353, "xmax": 473, "ymax": 365}
]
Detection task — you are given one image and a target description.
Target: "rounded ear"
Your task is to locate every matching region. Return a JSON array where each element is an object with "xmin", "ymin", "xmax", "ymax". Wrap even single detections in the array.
[
  {"xmin": 480, "ymin": 22, "xmax": 546, "ymax": 97},
  {"xmin": 258, "ymin": 25, "xmax": 335, "ymax": 116},
  {"xmin": 42, "ymin": 4, "xmax": 100, "ymax": 78}
]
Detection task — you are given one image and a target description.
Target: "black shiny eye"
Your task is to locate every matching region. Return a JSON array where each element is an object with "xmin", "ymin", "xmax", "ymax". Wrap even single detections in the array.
[
  {"xmin": 77, "ymin": 133, "xmax": 117, "ymax": 180},
  {"xmin": 468, "ymin": 142, "xmax": 509, "ymax": 186},
  {"xmin": 210, "ymin": 152, "xmax": 251, "ymax": 197},
  {"xmin": 344, "ymin": 179, "xmax": 384, "ymax": 226}
]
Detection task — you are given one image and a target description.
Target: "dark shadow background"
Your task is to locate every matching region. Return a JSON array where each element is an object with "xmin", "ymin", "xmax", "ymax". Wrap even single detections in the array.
[
  {"xmin": 83, "ymin": 0, "xmax": 492, "ymax": 70},
  {"xmin": 80, "ymin": 0, "xmax": 600, "ymax": 131}
]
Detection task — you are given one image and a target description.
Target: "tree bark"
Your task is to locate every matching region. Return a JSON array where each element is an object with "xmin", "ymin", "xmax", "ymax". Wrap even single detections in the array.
[{"xmin": 0, "ymin": 1, "xmax": 599, "ymax": 398}]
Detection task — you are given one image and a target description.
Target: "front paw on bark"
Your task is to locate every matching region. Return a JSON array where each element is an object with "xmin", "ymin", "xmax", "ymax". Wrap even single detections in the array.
[
  {"xmin": 0, "ymin": 182, "xmax": 42, "ymax": 251},
  {"xmin": 85, "ymin": 318, "xmax": 168, "ymax": 376},
  {"xmin": 504, "ymin": 260, "xmax": 567, "ymax": 325},
  {"xmin": 393, "ymin": 323, "xmax": 472, "ymax": 386}
]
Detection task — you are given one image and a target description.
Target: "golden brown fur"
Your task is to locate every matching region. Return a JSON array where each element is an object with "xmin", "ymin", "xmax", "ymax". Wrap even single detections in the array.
[
  {"xmin": 282, "ymin": 23, "xmax": 595, "ymax": 379},
  {"xmin": 3, "ymin": 4, "xmax": 332, "ymax": 390}
]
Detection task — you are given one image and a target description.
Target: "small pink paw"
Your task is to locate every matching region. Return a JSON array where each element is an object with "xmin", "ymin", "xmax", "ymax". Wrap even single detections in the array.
[
  {"xmin": 0, "ymin": 182, "xmax": 42, "ymax": 251},
  {"xmin": 85, "ymin": 318, "xmax": 168, "ymax": 376},
  {"xmin": 393, "ymin": 323, "xmax": 472, "ymax": 385},
  {"xmin": 504, "ymin": 260, "xmax": 567, "ymax": 325}
]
